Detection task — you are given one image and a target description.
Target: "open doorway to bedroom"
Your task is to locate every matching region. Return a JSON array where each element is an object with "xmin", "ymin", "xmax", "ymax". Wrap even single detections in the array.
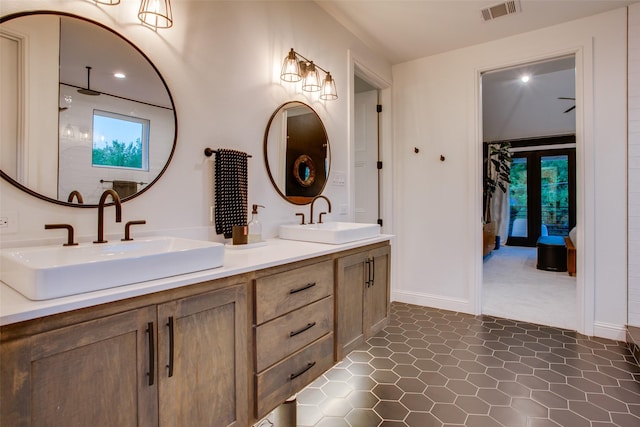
[{"xmin": 481, "ymin": 55, "xmax": 578, "ymax": 330}]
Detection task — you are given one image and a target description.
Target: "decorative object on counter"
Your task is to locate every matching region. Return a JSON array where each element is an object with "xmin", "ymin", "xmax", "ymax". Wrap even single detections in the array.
[
  {"xmin": 280, "ymin": 48, "xmax": 338, "ymax": 100},
  {"xmin": 122, "ymin": 220, "xmax": 147, "ymax": 241},
  {"xmin": 44, "ymin": 224, "xmax": 78, "ymax": 246},
  {"xmin": 248, "ymin": 204, "xmax": 265, "ymax": 243},
  {"xmin": 232, "ymin": 225, "xmax": 248, "ymax": 245},
  {"xmin": 214, "ymin": 149, "xmax": 249, "ymax": 239}
]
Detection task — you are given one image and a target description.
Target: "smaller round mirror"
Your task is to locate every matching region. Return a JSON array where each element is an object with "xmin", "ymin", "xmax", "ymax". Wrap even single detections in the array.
[{"xmin": 264, "ymin": 102, "xmax": 330, "ymax": 205}]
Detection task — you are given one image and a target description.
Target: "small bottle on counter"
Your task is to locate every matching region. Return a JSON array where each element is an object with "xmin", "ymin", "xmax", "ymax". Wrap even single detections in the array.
[{"xmin": 248, "ymin": 204, "xmax": 265, "ymax": 243}]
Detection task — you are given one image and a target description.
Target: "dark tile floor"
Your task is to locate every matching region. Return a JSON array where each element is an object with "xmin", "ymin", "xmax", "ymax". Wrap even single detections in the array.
[{"xmin": 295, "ymin": 302, "xmax": 640, "ymax": 427}]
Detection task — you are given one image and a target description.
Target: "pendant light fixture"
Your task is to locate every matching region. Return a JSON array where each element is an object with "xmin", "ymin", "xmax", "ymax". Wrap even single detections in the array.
[
  {"xmin": 138, "ymin": 0, "xmax": 174, "ymax": 29},
  {"xmin": 279, "ymin": 48, "xmax": 338, "ymax": 101}
]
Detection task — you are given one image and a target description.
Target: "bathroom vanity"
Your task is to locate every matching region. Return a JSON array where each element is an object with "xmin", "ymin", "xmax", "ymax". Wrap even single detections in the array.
[{"xmin": 0, "ymin": 237, "xmax": 391, "ymax": 427}]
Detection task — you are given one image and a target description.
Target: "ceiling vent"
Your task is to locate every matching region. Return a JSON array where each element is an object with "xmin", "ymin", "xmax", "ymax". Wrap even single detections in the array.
[{"xmin": 481, "ymin": 0, "xmax": 521, "ymax": 21}]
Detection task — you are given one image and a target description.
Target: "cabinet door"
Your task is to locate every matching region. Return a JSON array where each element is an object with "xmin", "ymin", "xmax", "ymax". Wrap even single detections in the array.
[
  {"xmin": 157, "ymin": 283, "xmax": 248, "ymax": 427},
  {"xmin": 336, "ymin": 251, "xmax": 368, "ymax": 360},
  {"xmin": 365, "ymin": 245, "xmax": 391, "ymax": 337},
  {"xmin": 1, "ymin": 306, "xmax": 158, "ymax": 427}
]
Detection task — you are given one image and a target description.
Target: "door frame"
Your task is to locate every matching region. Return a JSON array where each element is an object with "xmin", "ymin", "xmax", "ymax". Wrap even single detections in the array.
[
  {"xmin": 474, "ymin": 47, "xmax": 595, "ymax": 336},
  {"xmin": 348, "ymin": 51, "xmax": 393, "ymax": 233}
]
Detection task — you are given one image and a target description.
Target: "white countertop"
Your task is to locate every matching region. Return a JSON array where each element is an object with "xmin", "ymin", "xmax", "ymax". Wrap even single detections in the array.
[{"xmin": 0, "ymin": 236, "xmax": 392, "ymax": 326}]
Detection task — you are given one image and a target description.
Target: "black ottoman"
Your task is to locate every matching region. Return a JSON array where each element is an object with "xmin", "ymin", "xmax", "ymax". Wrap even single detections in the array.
[{"xmin": 536, "ymin": 236, "xmax": 567, "ymax": 272}]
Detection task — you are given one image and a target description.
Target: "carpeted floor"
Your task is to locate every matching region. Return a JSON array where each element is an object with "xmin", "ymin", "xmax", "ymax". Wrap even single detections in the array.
[{"xmin": 482, "ymin": 245, "xmax": 577, "ymax": 331}]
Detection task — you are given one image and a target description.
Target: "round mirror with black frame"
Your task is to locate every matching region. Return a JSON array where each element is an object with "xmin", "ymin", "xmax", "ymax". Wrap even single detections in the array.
[
  {"xmin": 264, "ymin": 101, "xmax": 329, "ymax": 205},
  {"xmin": 0, "ymin": 11, "xmax": 177, "ymax": 207}
]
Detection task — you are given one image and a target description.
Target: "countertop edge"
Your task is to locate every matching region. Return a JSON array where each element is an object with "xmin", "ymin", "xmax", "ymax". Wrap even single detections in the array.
[{"xmin": 1, "ymin": 235, "xmax": 393, "ymax": 326}]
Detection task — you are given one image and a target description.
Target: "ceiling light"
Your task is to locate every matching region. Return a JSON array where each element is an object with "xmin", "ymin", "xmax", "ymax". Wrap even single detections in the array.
[
  {"xmin": 520, "ymin": 75, "xmax": 530, "ymax": 83},
  {"xmin": 114, "ymin": 72, "xmax": 126, "ymax": 79},
  {"xmin": 138, "ymin": 0, "xmax": 174, "ymax": 29},
  {"xmin": 279, "ymin": 48, "xmax": 338, "ymax": 100}
]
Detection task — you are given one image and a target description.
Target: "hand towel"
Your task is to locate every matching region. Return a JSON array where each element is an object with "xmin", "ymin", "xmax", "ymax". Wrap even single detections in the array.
[
  {"xmin": 214, "ymin": 149, "xmax": 248, "ymax": 238},
  {"xmin": 112, "ymin": 180, "xmax": 138, "ymax": 198}
]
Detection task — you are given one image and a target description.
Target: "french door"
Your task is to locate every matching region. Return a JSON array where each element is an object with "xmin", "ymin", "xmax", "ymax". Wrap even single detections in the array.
[{"xmin": 507, "ymin": 148, "xmax": 576, "ymax": 247}]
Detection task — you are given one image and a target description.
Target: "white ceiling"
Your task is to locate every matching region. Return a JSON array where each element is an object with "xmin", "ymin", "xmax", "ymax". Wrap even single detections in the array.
[{"xmin": 316, "ymin": 0, "xmax": 636, "ymax": 65}]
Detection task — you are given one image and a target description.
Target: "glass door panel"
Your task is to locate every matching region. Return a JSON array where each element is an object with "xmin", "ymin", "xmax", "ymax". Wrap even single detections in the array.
[
  {"xmin": 509, "ymin": 157, "xmax": 528, "ymax": 238},
  {"xmin": 540, "ymin": 155, "xmax": 570, "ymax": 236}
]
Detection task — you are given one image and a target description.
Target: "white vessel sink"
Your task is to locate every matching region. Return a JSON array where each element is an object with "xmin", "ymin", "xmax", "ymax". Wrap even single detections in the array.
[
  {"xmin": 0, "ymin": 237, "xmax": 224, "ymax": 300},
  {"xmin": 279, "ymin": 222, "xmax": 380, "ymax": 245}
]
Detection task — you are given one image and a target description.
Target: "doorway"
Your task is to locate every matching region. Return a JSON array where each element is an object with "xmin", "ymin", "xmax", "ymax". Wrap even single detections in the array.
[
  {"xmin": 480, "ymin": 55, "xmax": 578, "ymax": 330},
  {"xmin": 354, "ymin": 73, "xmax": 380, "ymax": 225}
]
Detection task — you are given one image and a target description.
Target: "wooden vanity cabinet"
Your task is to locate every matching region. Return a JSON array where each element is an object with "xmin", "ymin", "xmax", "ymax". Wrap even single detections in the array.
[
  {"xmin": 336, "ymin": 243, "xmax": 391, "ymax": 360},
  {"xmin": 253, "ymin": 258, "xmax": 335, "ymax": 419},
  {"xmin": 0, "ymin": 278, "xmax": 249, "ymax": 427}
]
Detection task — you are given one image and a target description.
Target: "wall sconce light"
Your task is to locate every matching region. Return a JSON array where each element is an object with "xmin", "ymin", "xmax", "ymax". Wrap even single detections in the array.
[
  {"xmin": 280, "ymin": 48, "xmax": 338, "ymax": 101},
  {"xmin": 138, "ymin": 0, "xmax": 174, "ymax": 29},
  {"xmin": 91, "ymin": 0, "xmax": 173, "ymax": 29}
]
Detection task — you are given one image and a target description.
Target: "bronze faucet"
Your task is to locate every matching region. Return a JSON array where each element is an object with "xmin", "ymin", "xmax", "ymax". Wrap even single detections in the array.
[
  {"xmin": 45, "ymin": 224, "xmax": 78, "ymax": 246},
  {"xmin": 67, "ymin": 190, "xmax": 84, "ymax": 204},
  {"xmin": 309, "ymin": 195, "xmax": 332, "ymax": 224},
  {"xmin": 94, "ymin": 189, "xmax": 122, "ymax": 243}
]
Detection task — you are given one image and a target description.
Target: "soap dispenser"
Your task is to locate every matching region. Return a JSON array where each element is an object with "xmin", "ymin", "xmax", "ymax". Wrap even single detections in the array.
[{"xmin": 248, "ymin": 204, "xmax": 265, "ymax": 243}]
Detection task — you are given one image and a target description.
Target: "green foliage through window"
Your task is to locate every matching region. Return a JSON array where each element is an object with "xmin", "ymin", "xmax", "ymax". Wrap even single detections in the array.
[{"xmin": 92, "ymin": 110, "xmax": 149, "ymax": 170}]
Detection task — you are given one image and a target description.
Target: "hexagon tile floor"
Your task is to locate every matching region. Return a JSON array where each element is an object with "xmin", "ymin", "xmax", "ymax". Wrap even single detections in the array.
[{"xmin": 291, "ymin": 302, "xmax": 640, "ymax": 427}]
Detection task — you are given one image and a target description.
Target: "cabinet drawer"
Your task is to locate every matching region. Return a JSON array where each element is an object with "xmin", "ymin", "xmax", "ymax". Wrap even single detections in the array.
[
  {"xmin": 255, "ymin": 333, "xmax": 334, "ymax": 418},
  {"xmin": 255, "ymin": 260, "xmax": 333, "ymax": 324},
  {"xmin": 256, "ymin": 296, "xmax": 333, "ymax": 372}
]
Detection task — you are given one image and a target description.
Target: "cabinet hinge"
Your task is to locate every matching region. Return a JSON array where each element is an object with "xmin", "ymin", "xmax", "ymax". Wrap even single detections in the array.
[
  {"xmin": 377, "ymin": 218, "xmax": 383, "ymax": 227},
  {"xmin": 376, "ymin": 104, "xmax": 382, "ymax": 113},
  {"xmin": 377, "ymin": 161, "xmax": 383, "ymax": 170}
]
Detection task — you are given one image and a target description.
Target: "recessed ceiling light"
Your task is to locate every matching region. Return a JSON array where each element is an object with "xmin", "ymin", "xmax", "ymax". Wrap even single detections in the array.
[
  {"xmin": 114, "ymin": 72, "xmax": 126, "ymax": 79},
  {"xmin": 520, "ymin": 74, "xmax": 530, "ymax": 83}
]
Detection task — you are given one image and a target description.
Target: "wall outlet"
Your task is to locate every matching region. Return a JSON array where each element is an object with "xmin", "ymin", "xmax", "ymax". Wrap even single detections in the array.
[
  {"xmin": 339, "ymin": 204, "xmax": 348, "ymax": 215},
  {"xmin": 332, "ymin": 171, "xmax": 346, "ymax": 186},
  {"xmin": 0, "ymin": 211, "xmax": 18, "ymax": 234}
]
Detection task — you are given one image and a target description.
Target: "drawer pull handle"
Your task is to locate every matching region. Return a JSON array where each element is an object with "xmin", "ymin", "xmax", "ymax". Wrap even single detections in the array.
[
  {"xmin": 289, "ymin": 282, "xmax": 316, "ymax": 294},
  {"xmin": 146, "ymin": 322, "xmax": 155, "ymax": 386},
  {"xmin": 290, "ymin": 322, "xmax": 316, "ymax": 337},
  {"xmin": 166, "ymin": 316, "xmax": 175, "ymax": 378},
  {"xmin": 289, "ymin": 361, "xmax": 316, "ymax": 381}
]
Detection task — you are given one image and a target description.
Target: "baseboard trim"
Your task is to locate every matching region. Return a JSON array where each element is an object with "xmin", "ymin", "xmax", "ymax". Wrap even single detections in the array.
[
  {"xmin": 392, "ymin": 290, "xmax": 472, "ymax": 314},
  {"xmin": 593, "ymin": 321, "xmax": 627, "ymax": 342}
]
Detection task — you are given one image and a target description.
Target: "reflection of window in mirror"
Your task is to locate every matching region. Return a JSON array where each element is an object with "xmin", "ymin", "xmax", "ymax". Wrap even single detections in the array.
[{"xmin": 92, "ymin": 110, "xmax": 149, "ymax": 170}]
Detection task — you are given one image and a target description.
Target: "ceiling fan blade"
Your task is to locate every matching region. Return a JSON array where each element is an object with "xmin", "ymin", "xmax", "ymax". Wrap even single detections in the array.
[{"xmin": 564, "ymin": 106, "xmax": 575, "ymax": 113}]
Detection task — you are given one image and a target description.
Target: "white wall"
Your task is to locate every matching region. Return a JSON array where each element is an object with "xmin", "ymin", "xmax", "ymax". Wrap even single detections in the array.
[
  {"xmin": 0, "ymin": 1, "xmax": 391, "ymax": 245},
  {"xmin": 629, "ymin": 3, "xmax": 640, "ymax": 327},
  {"xmin": 392, "ymin": 8, "xmax": 628, "ymax": 340}
]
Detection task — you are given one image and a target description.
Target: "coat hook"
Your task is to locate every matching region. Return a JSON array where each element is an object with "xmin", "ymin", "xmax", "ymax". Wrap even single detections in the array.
[
  {"xmin": 440, "ymin": 155, "xmax": 446, "ymax": 162},
  {"xmin": 414, "ymin": 147, "xmax": 420, "ymax": 154}
]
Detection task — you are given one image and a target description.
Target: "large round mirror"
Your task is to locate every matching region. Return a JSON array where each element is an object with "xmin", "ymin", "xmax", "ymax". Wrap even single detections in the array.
[
  {"xmin": 264, "ymin": 101, "xmax": 329, "ymax": 205},
  {"xmin": 0, "ymin": 11, "xmax": 176, "ymax": 207}
]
